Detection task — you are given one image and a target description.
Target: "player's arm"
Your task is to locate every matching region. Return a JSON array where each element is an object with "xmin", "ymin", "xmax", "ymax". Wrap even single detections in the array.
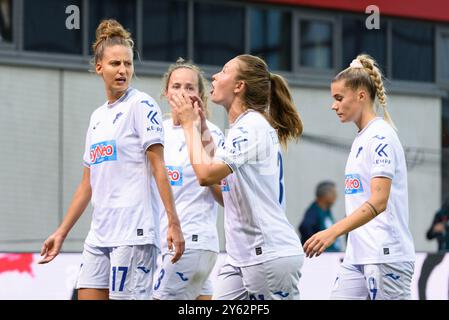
[
  {"xmin": 39, "ymin": 167, "xmax": 92, "ymax": 264},
  {"xmin": 198, "ymin": 117, "xmax": 224, "ymax": 206},
  {"xmin": 209, "ymin": 184, "xmax": 224, "ymax": 207},
  {"xmin": 184, "ymin": 123, "xmax": 231, "ymax": 186},
  {"xmin": 146, "ymin": 144, "xmax": 185, "ymax": 263},
  {"xmin": 304, "ymin": 177, "xmax": 391, "ymax": 258}
]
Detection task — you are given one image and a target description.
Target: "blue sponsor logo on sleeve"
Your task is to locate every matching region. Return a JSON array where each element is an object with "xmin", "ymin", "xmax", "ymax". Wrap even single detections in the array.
[
  {"xmin": 345, "ymin": 174, "xmax": 364, "ymax": 194},
  {"xmin": 232, "ymin": 136, "xmax": 248, "ymax": 151},
  {"xmin": 147, "ymin": 110, "xmax": 160, "ymax": 125},
  {"xmin": 375, "ymin": 143, "xmax": 389, "ymax": 157}
]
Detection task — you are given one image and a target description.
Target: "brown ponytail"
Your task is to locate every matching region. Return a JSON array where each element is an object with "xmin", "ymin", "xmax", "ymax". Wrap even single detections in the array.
[{"xmin": 269, "ymin": 73, "xmax": 303, "ymax": 147}]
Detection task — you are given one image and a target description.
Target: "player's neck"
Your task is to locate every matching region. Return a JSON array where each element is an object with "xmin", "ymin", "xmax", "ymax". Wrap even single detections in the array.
[
  {"xmin": 106, "ymin": 87, "xmax": 128, "ymax": 105},
  {"xmin": 355, "ymin": 108, "xmax": 376, "ymax": 132},
  {"xmin": 228, "ymin": 100, "xmax": 246, "ymax": 124}
]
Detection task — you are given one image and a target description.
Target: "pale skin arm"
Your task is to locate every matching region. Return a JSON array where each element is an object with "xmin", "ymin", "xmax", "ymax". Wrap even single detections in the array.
[
  {"xmin": 303, "ymin": 177, "xmax": 392, "ymax": 258},
  {"xmin": 39, "ymin": 167, "xmax": 92, "ymax": 264},
  {"xmin": 209, "ymin": 184, "xmax": 224, "ymax": 207},
  {"xmin": 170, "ymin": 93, "xmax": 231, "ymax": 187},
  {"xmin": 146, "ymin": 143, "xmax": 185, "ymax": 263},
  {"xmin": 193, "ymin": 95, "xmax": 224, "ymax": 206}
]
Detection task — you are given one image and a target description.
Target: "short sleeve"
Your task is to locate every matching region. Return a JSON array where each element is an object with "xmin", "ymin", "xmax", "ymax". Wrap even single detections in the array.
[
  {"xmin": 82, "ymin": 117, "xmax": 92, "ymax": 168},
  {"xmin": 208, "ymin": 125, "xmax": 225, "ymax": 148},
  {"xmin": 214, "ymin": 124, "xmax": 272, "ymax": 172},
  {"xmin": 368, "ymin": 136, "xmax": 396, "ymax": 179},
  {"xmin": 132, "ymin": 95, "xmax": 164, "ymax": 151}
]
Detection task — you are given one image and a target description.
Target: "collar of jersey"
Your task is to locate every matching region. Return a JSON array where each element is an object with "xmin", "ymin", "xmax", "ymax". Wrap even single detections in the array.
[
  {"xmin": 106, "ymin": 87, "xmax": 134, "ymax": 108},
  {"xmin": 357, "ymin": 117, "xmax": 382, "ymax": 136},
  {"xmin": 230, "ymin": 109, "xmax": 255, "ymax": 127}
]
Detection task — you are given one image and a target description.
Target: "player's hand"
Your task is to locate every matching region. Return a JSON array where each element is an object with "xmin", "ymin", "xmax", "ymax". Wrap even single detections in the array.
[
  {"xmin": 167, "ymin": 222, "xmax": 185, "ymax": 264},
  {"xmin": 303, "ymin": 229, "xmax": 337, "ymax": 258},
  {"xmin": 190, "ymin": 95, "xmax": 207, "ymax": 133},
  {"xmin": 38, "ymin": 233, "xmax": 66, "ymax": 264},
  {"xmin": 169, "ymin": 93, "xmax": 200, "ymax": 129}
]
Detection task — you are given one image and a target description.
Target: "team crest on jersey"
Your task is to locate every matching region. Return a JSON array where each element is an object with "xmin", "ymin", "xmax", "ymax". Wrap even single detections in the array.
[
  {"xmin": 345, "ymin": 174, "xmax": 364, "ymax": 194},
  {"xmin": 90, "ymin": 140, "xmax": 117, "ymax": 165},
  {"xmin": 221, "ymin": 179, "xmax": 230, "ymax": 192},
  {"xmin": 167, "ymin": 166, "xmax": 183, "ymax": 186}
]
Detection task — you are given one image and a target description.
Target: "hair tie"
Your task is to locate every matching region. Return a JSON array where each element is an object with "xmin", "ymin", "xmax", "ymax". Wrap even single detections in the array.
[{"xmin": 350, "ymin": 59, "xmax": 364, "ymax": 69}]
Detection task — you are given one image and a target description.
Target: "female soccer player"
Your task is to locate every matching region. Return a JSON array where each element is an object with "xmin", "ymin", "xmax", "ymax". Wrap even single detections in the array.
[
  {"xmin": 304, "ymin": 54, "xmax": 415, "ymax": 300},
  {"xmin": 152, "ymin": 58, "xmax": 224, "ymax": 300},
  {"xmin": 38, "ymin": 19, "xmax": 184, "ymax": 300},
  {"xmin": 169, "ymin": 54, "xmax": 304, "ymax": 300}
]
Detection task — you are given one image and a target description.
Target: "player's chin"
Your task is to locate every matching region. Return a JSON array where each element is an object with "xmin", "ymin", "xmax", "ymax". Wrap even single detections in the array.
[
  {"xmin": 113, "ymin": 81, "xmax": 129, "ymax": 91},
  {"xmin": 338, "ymin": 115, "xmax": 348, "ymax": 123},
  {"xmin": 210, "ymin": 94, "xmax": 219, "ymax": 104}
]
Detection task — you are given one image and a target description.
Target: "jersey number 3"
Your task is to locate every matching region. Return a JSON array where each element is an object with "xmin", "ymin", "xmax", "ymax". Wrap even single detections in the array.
[{"xmin": 278, "ymin": 152, "xmax": 284, "ymax": 205}]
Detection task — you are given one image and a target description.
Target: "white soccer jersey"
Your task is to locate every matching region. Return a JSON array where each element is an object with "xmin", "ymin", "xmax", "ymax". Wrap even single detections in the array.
[
  {"xmin": 344, "ymin": 117, "xmax": 415, "ymax": 264},
  {"xmin": 158, "ymin": 119, "xmax": 224, "ymax": 254},
  {"xmin": 215, "ymin": 110, "xmax": 303, "ymax": 267},
  {"xmin": 82, "ymin": 87, "xmax": 164, "ymax": 248}
]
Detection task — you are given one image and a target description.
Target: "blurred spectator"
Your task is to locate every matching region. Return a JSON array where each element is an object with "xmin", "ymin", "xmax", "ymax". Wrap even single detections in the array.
[
  {"xmin": 426, "ymin": 198, "xmax": 449, "ymax": 252},
  {"xmin": 0, "ymin": 0, "xmax": 12, "ymax": 42},
  {"xmin": 298, "ymin": 181, "xmax": 343, "ymax": 252}
]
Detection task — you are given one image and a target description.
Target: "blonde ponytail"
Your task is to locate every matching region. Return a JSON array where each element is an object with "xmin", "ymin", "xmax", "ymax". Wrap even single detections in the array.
[{"xmin": 357, "ymin": 54, "xmax": 397, "ymax": 130}]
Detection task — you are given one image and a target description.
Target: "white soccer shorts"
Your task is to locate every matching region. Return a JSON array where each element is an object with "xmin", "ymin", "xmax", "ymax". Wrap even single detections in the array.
[
  {"xmin": 152, "ymin": 249, "xmax": 218, "ymax": 300},
  {"xmin": 330, "ymin": 261, "xmax": 414, "ymax": 300},
  {"xmin": 213, "ymin": 255, "xmax": 303, "ymax": 300},
  {"xmin": 76, "ymin": 242, "xmax": 158, "ymax": 300}
]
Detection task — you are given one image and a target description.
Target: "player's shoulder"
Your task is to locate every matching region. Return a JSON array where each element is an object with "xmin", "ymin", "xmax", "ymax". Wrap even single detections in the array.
[
  {"xmin": 364, "ymin": 119, "xmax": 404, "ymax": 157},
  {"xmin": 366, "ymin": 118, "xmax": 398, "ymax": 142},
  {"xmin": 127, "ymin": 88, "xmax": 160, "ymax": 108},
  {"xmin": 90, "ymin": 102, "xmax": 108, "ymax": 120},
  {"xmin": 206, "ymin": 120, "xmax": 223, "ymax": 135},
  {"xmin": 232, "ymin": 110, "xmax": 270, "ymax": 133}
]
